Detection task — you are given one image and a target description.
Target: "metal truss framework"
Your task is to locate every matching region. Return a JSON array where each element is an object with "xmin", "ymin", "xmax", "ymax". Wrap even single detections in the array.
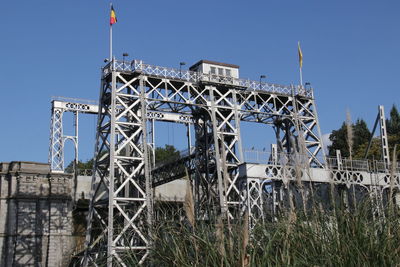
[
  {"xmin": 243, "ymin": 159, "xmax": 400, "ymax": 229},
  {"xmin": 83, "ymin": 59, "xmax": 325, "ymax": 266},
  {"xmin": 48, "ymin": 97, "xmax": 99, "ymax": 172}
]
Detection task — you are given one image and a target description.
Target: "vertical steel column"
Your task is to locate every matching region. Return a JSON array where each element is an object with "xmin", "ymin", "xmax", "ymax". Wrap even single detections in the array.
[
  {"xmin": 379, "ymin": 105, "xmax": 390, "ymax": 171},
  {"xmin": 209, "ymin": 86, "xmax": 228, "ymax": 217},
  {"xmin": 310, "ymin": 88, "xmax": 327, "ymax": 166},
  {"xmin": 84, "ymin": 71, "xmax": 151, "ymax": 266},
  {"xmin": 83, "ymin": 74, "xmax": 110, "ymax": 267},
  {"xmin": 73, "ymin": 111, "xmax": 79, "ymax": 201},
  {"xmin": 148, "ymin": 119, "xmax": 156, "ymax": 167},
  {"xmin": 194, "ymin": 108, "xmax": 218, "ymax": 219},
  {"xmin": 246, "ymin": 178, "xmax": 264, "ymax": 229},
  {"xmin": 187, "ymin": 123, "xmax": 192, "ymax": 151},
  {"xmin": 291, "ymin": 87, "xmax": 325, "ymax": 167},
  {"xmin": 106, "ymin": 71, "xmax": 116, "ymax": 267},
  {"xmin": 209, "ymin": 86, "xmax": 243, "ymax": 218},
  {"xmin": 233, "ymin": 91, "xmax": 244, "ymax": 163},
  {"xmin": 49, "ymin": 106, "xmax": 64, "ymax": 172}
]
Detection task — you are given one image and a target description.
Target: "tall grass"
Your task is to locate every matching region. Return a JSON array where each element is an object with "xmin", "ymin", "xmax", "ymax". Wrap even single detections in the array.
[
  {"xmin": 146, "ymin": 201, "xmax": 400, "ymax": 267},
  {"xmin": 86, "ymin": 197, "xmax": 400, "ymax": 266},
  {"xmin": 346, "ymin": 109, "xmax": 354, "ymax": 161}
]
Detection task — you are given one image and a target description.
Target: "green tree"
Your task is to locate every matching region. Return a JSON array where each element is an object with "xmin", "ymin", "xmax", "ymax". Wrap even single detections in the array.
[
  {"xmin": 353, "ymin": 137, "xmax": 381, "ymax": 160},
  {"xmin": 65, "ymin": 159, "xmax": 94, "ymax": 173},
  {"xmin": 353, "ymin": 119, "xmax": 372, "ymax": 151},
  {"xmin": 386, "ymin": 104, "xmax": 400, "ymax": 135},
  {"xmin": 328, "ymin": 119, "xmax": 371, "ymax": 158},
  {"xmin": 328, "ymin": 122, "xmax": 348, "ymax": 157},
  {"xmin": 154, "ymin": 145, "xmax": 180, "ymax": 164},
  {"xmin": 66, "ymin": 145, "xmax": 180, "ymax": 173}
]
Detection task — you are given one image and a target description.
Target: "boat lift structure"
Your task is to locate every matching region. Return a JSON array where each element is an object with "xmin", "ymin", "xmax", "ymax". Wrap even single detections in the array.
[{"xmin": 47, "ymin": 59, "xmax": 399, "ymax": 266}]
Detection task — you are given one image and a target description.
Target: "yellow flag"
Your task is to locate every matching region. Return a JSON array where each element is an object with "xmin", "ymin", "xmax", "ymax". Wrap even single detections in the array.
[{"xmin": 298, "ymin": 41, "xmax": 303, "ymax": 69}]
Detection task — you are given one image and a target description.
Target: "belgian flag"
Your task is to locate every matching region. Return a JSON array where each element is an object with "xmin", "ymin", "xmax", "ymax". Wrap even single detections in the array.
[{"xmin": 110, "ymin": 5, "xmax": 117, "ymax": 25}]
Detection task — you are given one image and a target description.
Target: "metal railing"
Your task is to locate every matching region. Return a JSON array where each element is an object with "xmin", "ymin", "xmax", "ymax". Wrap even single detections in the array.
[
  {"xmin": 104, "ymin": 59, "xmax": 312, "ymax": 98},
  {"xmin": 325, "ymin": 157, "xmax": 370, "ymax": 172},
  {"xmin": 244, "ymin": 149, "xmax": 399, "ymax": 173},
  {"xmin": 244, "ymin": 149, "xmax": 311, "ymax": 166},
  {"xmin": 51, "ymin": 96, "xmax": 98, "ymax": 105}
]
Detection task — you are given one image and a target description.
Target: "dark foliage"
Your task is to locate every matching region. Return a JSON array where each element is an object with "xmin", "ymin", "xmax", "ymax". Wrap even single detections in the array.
[{"xmin": 328, "ymin": 119, "xmax": 371, "ymax": 158}]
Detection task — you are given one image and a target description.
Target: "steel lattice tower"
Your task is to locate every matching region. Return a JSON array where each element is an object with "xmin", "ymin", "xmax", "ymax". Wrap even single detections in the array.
[{"xmin": 83, "ymin": 59, "xmax": 325, "ymax": 266}]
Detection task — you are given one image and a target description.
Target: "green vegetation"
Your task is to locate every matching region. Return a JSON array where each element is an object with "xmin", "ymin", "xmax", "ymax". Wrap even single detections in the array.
[
  {"xmin": 328, "ymin": 104, "xmax": 400, "ymax": 160},
  {"xmin": 65, "ymin": 159, "xmax": 94, "ymax": 173},
  {"xmin": 75, "ymin": 107, "xmax": 400, "ymax": 266},
  {"xmin": 103, "ymin": 200, "xmax": 400, "ymax": 267},
  {"xmin": 65, "ymin": 144, "xmax": 180, "ymax": 173},
  {"xmin": 154, "ymin": 144, "xmax": 180, "ymax": 164}
]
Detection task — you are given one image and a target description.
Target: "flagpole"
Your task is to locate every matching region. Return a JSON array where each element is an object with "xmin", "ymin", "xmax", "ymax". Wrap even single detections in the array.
[
  {"xmin": 109, "ymin": 3, "xmax": 113, "ymax": 63},
  {"xmin": 299, "ymin": 66, "xmax": 303, "ymax": 87},
  {"xmin": 110, "ymin": 25, "xmax": 113, "ymax": 62}
]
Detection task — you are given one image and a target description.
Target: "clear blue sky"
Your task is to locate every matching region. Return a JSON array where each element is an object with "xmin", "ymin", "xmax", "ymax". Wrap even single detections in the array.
[{"xmin": 1, "ymin": 1, "xmax": 400, "ymax": 163}]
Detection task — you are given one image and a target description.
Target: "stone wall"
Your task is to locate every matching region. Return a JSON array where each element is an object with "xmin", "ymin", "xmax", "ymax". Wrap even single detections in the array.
[{"xmin": 0, "ymin": 162, "xmax": 74, "ymax": 267}]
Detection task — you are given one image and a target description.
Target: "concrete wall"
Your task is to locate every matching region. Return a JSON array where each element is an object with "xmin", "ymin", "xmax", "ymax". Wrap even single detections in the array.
[
  {"xmin": 0, "ymin": 162, "xmax": 74, "ymax": 267},
  {"xmin": 76, "ymin": 175, "xmax": 92, "ymax": 200},
  {"xmin": 154, "ymin": 179, "xmax": 187, "ymax": 202}
]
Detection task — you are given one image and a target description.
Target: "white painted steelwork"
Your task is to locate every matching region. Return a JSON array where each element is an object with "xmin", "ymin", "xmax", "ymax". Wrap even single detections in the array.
[
  {"xmin": 83, "ymin": 58, "xmax": 325, "ymax": 266},
  {"xmin": 48, "ymin": 98, "xmax": 99, "ymax": 172}
]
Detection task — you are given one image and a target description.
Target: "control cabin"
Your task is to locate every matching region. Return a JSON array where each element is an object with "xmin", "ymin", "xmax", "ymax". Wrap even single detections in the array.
[{"xmin": 189, "ymin": 60, "xmax": 240, "ymax": 79}]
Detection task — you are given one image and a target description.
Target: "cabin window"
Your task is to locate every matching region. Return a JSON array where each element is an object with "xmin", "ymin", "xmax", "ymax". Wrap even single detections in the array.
[
  {"xmin": 218, "ymin": 68, "xmax": 224, "ymax": 76},
  {"xmin": 210, "ymin": 67, "xmax": 216, "ymax": 74},
  {"xmin": 225, "ymin": 69, "xmax": 231, "ymax": 77}
]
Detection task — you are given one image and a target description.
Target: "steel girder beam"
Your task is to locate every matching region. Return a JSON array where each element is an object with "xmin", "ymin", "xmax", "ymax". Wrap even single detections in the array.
[{"xmin": 84, "ymin": 72, "xmax": 152, "ymax": 266}]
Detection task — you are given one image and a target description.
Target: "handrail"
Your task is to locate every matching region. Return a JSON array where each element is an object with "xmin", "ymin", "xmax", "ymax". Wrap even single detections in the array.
[
  {"xmin": 243, "ymin": 149, "xmax": 400, "ymax": 173},
  {"xmin": 51, "ymin": 96, "xmax": 98, "ymax": 105},
  {"xmin": 104, "ymin": 59, "xmax": 312, "ymax": 98}
]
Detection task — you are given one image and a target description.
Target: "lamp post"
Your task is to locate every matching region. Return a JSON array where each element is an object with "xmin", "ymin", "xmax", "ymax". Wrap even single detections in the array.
[
  {"xmin": 122, "ymin": 53, "xmax": 129, "ymax": 68},
  {"xmin": 179, "ymin": 62, "xmax": 186, "ymax": 79},
  {"xmin": 259, "ymin": 75, "xmax": 266, "ymax": 90},
  {"xmin": 304, "ymin": 82, "xmax": 311, "ymax": 94}
]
